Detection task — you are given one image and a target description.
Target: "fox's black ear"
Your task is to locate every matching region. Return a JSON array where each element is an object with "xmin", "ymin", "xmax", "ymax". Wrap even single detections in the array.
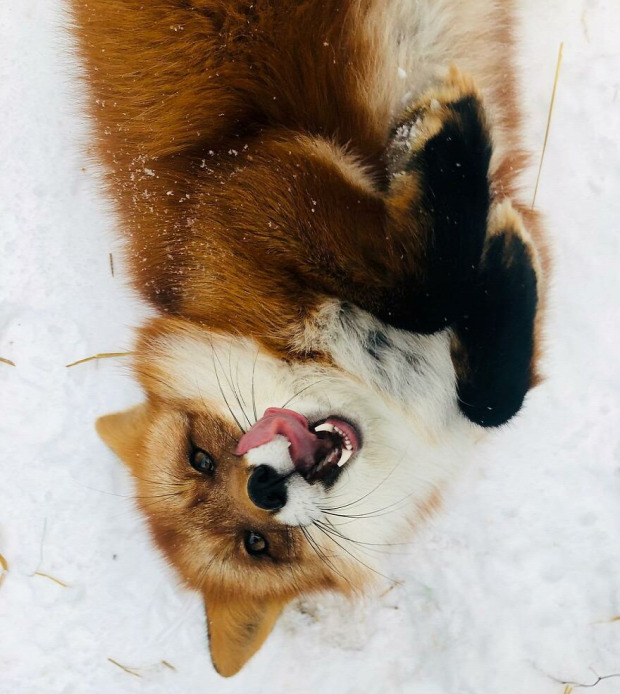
[
  {"xmin": 453, "ymin": 201, "xmax": 541, "ymax": 427},
  {"xmin": 203, "ymin": 592, "xmax": 286, "ymax": 677}
]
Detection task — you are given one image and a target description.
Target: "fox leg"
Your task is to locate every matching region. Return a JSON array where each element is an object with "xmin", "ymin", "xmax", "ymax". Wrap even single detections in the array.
[{"xmin": 380, "ymin": 68, "xmax": 541, "ymax": 426}]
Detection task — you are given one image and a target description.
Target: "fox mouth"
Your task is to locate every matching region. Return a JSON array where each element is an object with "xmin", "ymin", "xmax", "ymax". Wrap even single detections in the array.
[
  {"xmin": 305, "ymin": 418, "xmax": 361, "ymax": 484},
  {"xmin": 236, "ymin": 408, "xmax": 361, "ymax": 486}
]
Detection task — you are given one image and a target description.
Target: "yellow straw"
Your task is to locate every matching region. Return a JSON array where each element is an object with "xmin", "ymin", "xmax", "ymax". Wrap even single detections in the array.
[
  {"xmin": 532, "ymin": 42, "xmax": 564, "ymax": 209},
  {"xmin": 66, "ymin": 352, "xmax": 132, "ymax": 368},
  {"xmin": 33, "ymin": 571, "xmax": 69, "ymax": 588},
  {"xmin": 0, "ymin": 552, "xmax": 7, "ymax": 590},
  {"xmin": 107, "ymin": 658, "xmax": 142, "ymax": 678}
]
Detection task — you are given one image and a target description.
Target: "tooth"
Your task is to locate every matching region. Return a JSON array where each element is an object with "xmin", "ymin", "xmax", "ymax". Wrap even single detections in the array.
[
  {"xmin": 314, "ymin": 422, "xmax": 335, "ymax": 433},
  {"xmin": 337, "ymin": 448, "xmax": 353, "ymax": 467}
]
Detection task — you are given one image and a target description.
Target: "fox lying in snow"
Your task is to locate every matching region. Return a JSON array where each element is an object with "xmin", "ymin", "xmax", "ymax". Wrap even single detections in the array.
[{"xmin": 70, "ymin": 0, "xmax": 548, "ymax": 676}]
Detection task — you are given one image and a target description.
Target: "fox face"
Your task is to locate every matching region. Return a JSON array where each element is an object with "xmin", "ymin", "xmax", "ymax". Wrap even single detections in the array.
[
  {"xmin": 72, "ymin": 0, "xmax": 547, "ymax": 678},
  {"xmin": 98, "ymin": 314, "xmax": 471, "ymax": 676}
]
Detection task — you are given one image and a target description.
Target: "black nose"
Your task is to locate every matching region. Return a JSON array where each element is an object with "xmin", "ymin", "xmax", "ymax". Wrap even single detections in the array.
[{"xmin": 247, "ymin": 465, "xmax": 288, "ymax": 511}]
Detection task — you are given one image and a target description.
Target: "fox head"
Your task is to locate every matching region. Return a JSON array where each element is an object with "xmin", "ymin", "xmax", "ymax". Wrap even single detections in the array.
[{"xmin": 97, "ymin": 310, "xmax": 479, "ymax": 676}]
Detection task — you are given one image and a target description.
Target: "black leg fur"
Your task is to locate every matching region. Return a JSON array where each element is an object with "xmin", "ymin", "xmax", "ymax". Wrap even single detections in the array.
[
  {"xmin": 377, "ymin": 72, "xmax": 540, "ymax": 427},
  {"xmin": 381, "ymin": 92, "xmax": 492, "ymax": 334},
  {"xmin": 406, "ymin": 96, "xmax": 492, "ymax": 333},
  {"xmin": 455, "ymin": 228, "xmax": 538, "ymax": 427}
]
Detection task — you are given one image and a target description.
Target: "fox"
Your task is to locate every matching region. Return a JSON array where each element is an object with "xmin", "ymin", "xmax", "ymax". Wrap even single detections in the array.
[{"xmin": 69, "ymin": 0, "xmax": 549, "ymax": 677}]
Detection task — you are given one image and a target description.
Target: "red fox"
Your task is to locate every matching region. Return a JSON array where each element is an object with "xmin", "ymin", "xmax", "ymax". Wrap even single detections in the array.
[{"xmin": 70, "ymin": 0, "xmax": 548, "ymax": 676}]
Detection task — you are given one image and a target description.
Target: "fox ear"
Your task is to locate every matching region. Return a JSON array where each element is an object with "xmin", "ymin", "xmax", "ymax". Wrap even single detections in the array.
[
  {"xmin": 203, "ymin": 592, "xmax": 286, "ymax": 677},
  {"xmin": 96, "ymin": 403, "xmax": 150, "ymax": 467}
]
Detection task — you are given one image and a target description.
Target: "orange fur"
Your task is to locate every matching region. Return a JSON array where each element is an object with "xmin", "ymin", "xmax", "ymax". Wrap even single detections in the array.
[
  {"xmin": 97, "ymin": 397, "xmax": 361, "ymax": 675},
  {"xmin": 71, "ymin": 0, "xmax": 547, "ymax": 676}
]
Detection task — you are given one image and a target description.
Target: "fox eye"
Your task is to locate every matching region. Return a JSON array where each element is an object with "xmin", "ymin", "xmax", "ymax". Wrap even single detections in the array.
[
  {"xmin": 244, "ymin": 531, "xmax": 268, "ymax": 556},
  {"xmin": 190, "ymin": 447, "xmax": 215, "ymax": 475}
]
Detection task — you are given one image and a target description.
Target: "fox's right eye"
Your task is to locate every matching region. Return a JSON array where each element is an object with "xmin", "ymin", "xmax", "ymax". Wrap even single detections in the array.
[
  {"xmin": 244, "ymin": 531, "xmax": 268, "ymax": 556},
  {"xmin": 190, "ymin": 447, "xmax": 215, "ymax": 475}
]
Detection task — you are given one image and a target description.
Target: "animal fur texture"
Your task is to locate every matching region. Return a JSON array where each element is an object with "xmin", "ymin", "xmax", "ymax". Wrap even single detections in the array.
[{"xmin": 70, "ymin": 0, "xmax": 549, "ymax": 677}]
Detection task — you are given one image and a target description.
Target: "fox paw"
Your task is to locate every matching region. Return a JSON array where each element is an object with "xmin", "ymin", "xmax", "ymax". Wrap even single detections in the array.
[
  {"xmin": 386, "ymin": 66, "xmax": 489, "ymax": 179},
  {"xmin": 453, "ymin": 200, "xmax": 541, "ymax": 427},
  {"xmin": 379, "ymin": 68, "xmax": 543, "ymax": 427},
  {"xmin": 383, "ymin": 67, "xmax": 493, "ymax": 334}
]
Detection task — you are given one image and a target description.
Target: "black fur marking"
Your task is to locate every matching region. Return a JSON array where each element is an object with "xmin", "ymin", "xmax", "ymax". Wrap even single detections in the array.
[
  {"xmin": 376, "ymin": 95, "xmax": 538, "ymax": 426},
  {"xmin": 338, "ymin": 302, "xmax": 354, "ymax": 323},
  {"xmin": 366, "ymin": 330, "xmax": 391, "ymax": 361},
  {"xmin": 403, "ymin": 349, "xmax": 422, "ymax": 372},
  {"xmin": 144, "ymin": 279, "xmax": 182, "ymax": 314},
  {"xmin": 455, "ymin": 231, "xmax": 538, "ymax": 427},
  {"xmin": 381, "ymin": 96, "xmax": 492, "ymax": 335}
]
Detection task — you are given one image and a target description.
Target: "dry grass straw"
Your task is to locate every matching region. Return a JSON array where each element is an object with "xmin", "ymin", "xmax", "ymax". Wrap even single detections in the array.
[
  {"xmin": 33, "ymin": 571, "xmax": 68, "ymax": 588},
  {"xmin": 558, "ymin": 673, "xmax": 620, "ymax": 691},
  {"xmin": 0, "ymin": 357, "xmax": 15, "ymax": 367},
  {"xmin": 66, "ymin": 352, "xmax": 133, "ymax": 368},
  {"xmin": 109, "ymin": 252, "xmax": 115, "ymax": 277},
  {"xmin": 532, "ymin": 42, "xmax": 564, "ymax": 209},
  {"xmin": 0, "ymin": 552, "xmax": 8, "ymax": 590},
  {"xmin": 107, "ymin": 658, "xmax": 142, "ymax": 678},
  {"xmin": 106, "ymin": 658, "xmax": 175, "ymax": 677}
]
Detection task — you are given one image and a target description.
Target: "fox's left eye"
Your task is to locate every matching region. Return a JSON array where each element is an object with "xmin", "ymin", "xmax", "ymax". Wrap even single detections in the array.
[
  {"xmin": 244, "ymin": 531, "xmax": 268, "ymax": 556},
  {"xmin": 190, "ymin": 447, "xmax": 215, "ymax": 475}
]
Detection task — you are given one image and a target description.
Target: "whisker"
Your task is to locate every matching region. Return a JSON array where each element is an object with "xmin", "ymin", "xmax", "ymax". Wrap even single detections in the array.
[
  {"xmin": 326, "ymin": 455, "xmax": 406, "ymax": 512},
  {"xmin": 214, "ymin": 342, "xmax": 250, "ymax": 430},
  {"xmin": 228, "ymin": 342, "xmax": 253, "ymax": 429},
  {"xmin": 320, "ymin": 449, "xmax": 422, "ymax": 521},
  {"xmin": 131, "ymin": 473, "xmax": 187, "ymax": 489},
  {"xmin": 312, "ymin": 522, "xmax": 395, "ymax": 584},
  {"xmin": 286, "ymin": 525, "xmax": 305, "ymax": 595},
  {"xmin": 320, "ymin": 489, "xmax": 417, "ymax": 520},
  {"xmin": 131, "ymin": 367, "xmax": 175, "ymax": 396},
  {"xmin": 251, "ymin": 348, "xmax": 260, "ymax": 424},
  {"xmin": 316, "ymin": 518, "xmax": 412, "ymax": 549},
  {"xmin": 133, "ymin": 490, "xmax": 187, "ymax": 501},
  {"xmin": 323, "ymin": 442, "xmax": 412, "ymax": 516},
  {"xmin": 210, "ymin": 344, "xmax": 245, "ymax": 434},
  {"xmin": 76, "ymin": 484, "xmax": 133, "ymax": 499},
  {"xmin": 280, "ymin": 377, "xmax": 331, "ymax": 410},
  {"xmin": 300, "ymin": 525, "xmax": 352, "ymax": 589},
  {"xmin": 193, "ymin": 550, "xmax": 225, "ymax": 590}
]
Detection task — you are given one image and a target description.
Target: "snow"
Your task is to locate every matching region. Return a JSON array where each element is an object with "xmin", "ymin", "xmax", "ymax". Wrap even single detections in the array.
[{"xmin": 1, "ymin": 1, "xmax": 619, "ymax": 692}]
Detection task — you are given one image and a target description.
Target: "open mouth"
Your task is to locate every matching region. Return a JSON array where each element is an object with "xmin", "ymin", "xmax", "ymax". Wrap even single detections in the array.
[
  {"xmin": 236, "ymin": 408, "xmax": 361, "ymax": 486},
  {"xmin": 306, "ymin": 417, "xmax": 361, "ymax": 484}
]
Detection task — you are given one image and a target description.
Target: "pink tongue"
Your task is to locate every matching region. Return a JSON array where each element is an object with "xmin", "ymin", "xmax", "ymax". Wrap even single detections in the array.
[{"xmin": 235, "ymin": 407, "xmax": 321, "ymax": 470}]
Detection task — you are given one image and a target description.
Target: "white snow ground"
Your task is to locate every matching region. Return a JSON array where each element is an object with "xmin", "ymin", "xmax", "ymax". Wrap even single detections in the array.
[{"xmin": 1, "ymin": 1, "xmax": 619, "ymax": 692}]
